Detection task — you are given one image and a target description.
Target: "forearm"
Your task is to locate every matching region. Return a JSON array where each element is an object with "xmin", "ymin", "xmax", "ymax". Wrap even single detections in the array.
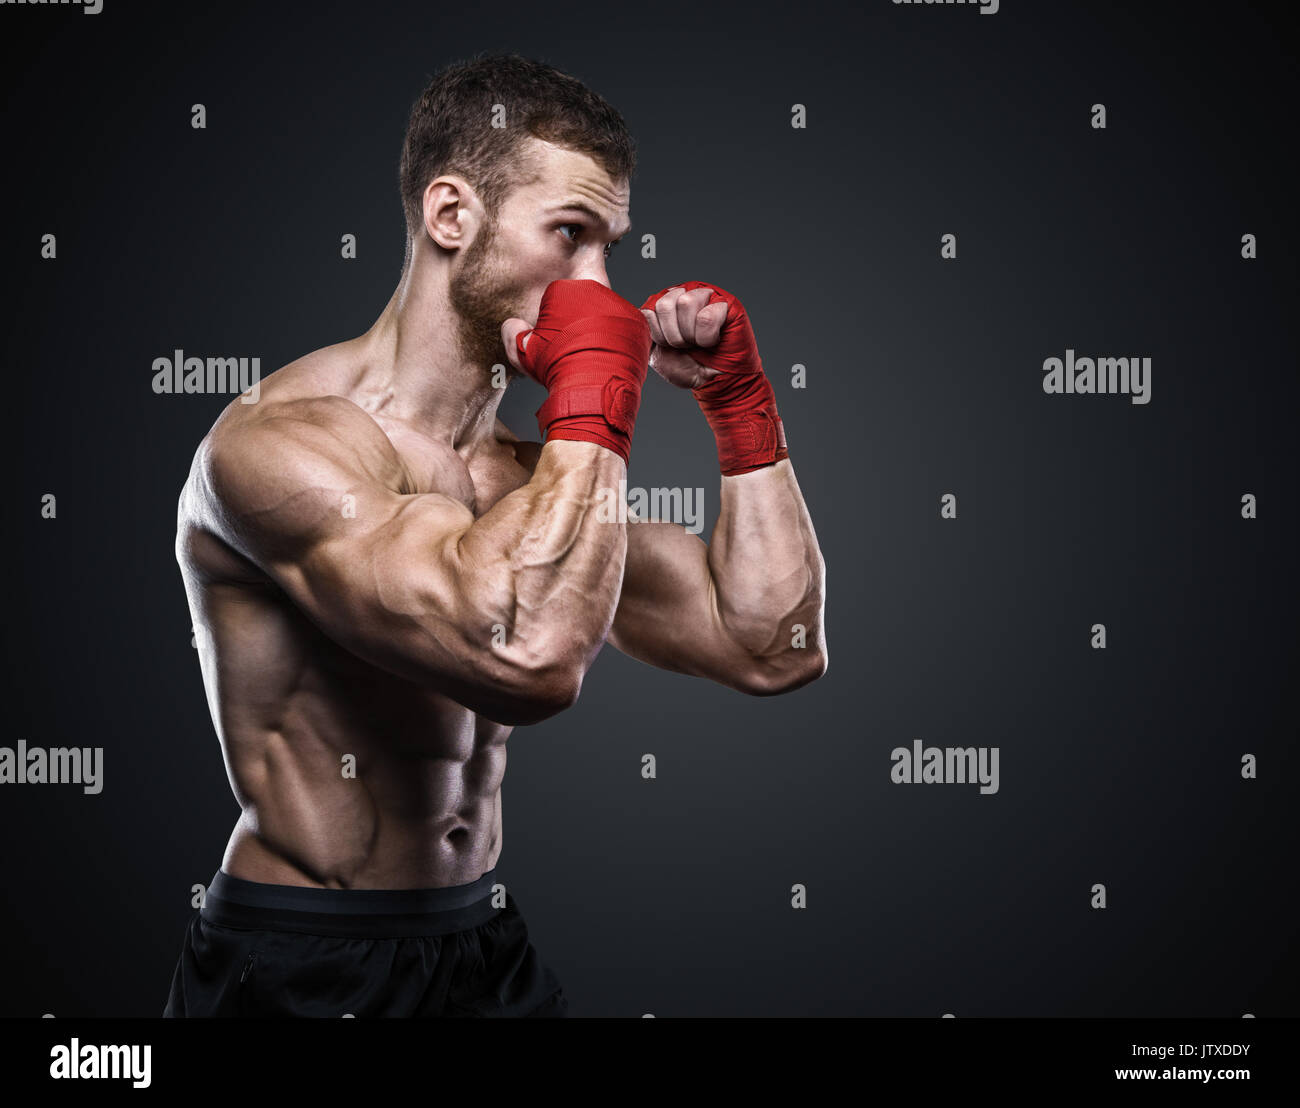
[
  {"xmin": 707, "ymin": 459, "xmax": 827, "ymax": 680},
  {"xmin": 454, "ymin": 439, "xmax": 627, "ymax": 685},
  {"xmin": 450, "ymin": 276, "xmax": 650, "ymax": 695},
  {"xmin": 622, "ymin": 281, "xmax": 827, "ymax": 693}
]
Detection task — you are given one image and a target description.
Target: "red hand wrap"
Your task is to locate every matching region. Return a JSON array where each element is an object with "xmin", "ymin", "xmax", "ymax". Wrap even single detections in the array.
[
  {"xmin": 640, "ymin": 281, "xmax": 789, "ymax": 476},
  {"xmin": 516, "ymin": 279, "xmax": 652, "ymax": 466}
]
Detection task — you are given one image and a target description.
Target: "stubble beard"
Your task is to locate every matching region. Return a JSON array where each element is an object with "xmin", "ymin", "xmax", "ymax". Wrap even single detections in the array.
[{"xmin": 449, "ymin": 214, "xmax": 529, "ymax": 381}]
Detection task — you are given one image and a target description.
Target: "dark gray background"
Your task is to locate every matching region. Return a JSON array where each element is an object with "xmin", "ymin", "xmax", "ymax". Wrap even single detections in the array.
[{"xmin": 0, "ymin": 0, "xmax": 1295, "ymax": 1017}]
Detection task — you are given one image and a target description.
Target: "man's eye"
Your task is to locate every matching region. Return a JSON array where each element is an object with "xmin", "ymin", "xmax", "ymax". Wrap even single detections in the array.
[{"xmin": 559, "ymin": 225, "xmax": 618, "ymax": 257}]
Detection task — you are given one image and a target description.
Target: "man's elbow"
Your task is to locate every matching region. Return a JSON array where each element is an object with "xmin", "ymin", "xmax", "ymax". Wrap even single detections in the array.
[
  {"xmin": 739, "ymin": 647, "xmax": 828, "ymax": 696},
  {"xmin": 479, "ymin": 658, "xmax": 585, "ymax": 726},
  {"xmin": 523, "ymin": 661, "xmax": 585, "ymax": 721}
]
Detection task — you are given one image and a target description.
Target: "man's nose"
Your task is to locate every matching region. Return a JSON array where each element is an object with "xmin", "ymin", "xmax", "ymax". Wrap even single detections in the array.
[{"xmin": 573, "ymin": 257, "xmax": 610, "ymax": 289}]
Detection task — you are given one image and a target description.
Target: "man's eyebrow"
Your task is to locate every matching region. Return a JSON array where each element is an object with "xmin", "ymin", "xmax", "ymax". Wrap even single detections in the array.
[{"xmin": 550, "ymin": 201, "xmax": 632, "ymax": 238}]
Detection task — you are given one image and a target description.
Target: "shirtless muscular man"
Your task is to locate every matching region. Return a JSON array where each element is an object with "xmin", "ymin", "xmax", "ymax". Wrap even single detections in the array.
[{"xmin": 163, "ymin": 52, "xmax": 827, "ymax": 1018}]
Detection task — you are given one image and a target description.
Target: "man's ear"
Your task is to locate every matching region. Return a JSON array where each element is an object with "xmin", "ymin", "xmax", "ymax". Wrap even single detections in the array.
[{"xmin": 421, "ymin": 176, "xmax": 480, "ymax": 251}]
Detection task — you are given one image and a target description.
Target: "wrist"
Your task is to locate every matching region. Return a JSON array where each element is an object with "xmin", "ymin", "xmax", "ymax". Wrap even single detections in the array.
[
  {"xmin": 536, "ymin": 374, "xmax": 643, "ymax": 466},
  {"xmin": 544, "ymin": 416, "xmax": 633, "ymax": 465},
  {"xmin": 694, "ymin": 371, "xmax": 788, "ymax": 476}
]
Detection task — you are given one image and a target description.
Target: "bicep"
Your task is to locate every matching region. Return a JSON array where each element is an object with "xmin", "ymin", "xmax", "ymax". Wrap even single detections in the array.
[
  {"xmin": 608, "ymin": 519, "xmax": 754, "ymax": 686},
  {"xmin": 270, "ymin": 491, "xmax": 486, "ymax": 685}
]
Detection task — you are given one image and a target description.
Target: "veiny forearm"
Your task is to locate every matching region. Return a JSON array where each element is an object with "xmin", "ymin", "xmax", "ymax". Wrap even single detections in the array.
[
  {"xmin": 707, "ymin": 459, "xmax": 826, "ymax": 666},
  {"xmin": 454, "ymin": 438, "xmax": 628, "ymax": 681}
]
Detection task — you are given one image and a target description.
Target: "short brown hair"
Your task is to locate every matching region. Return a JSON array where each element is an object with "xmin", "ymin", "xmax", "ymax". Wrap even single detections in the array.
[{"xmin": 399, "ymin": 52, "xmax": 636, "ymax": 248}]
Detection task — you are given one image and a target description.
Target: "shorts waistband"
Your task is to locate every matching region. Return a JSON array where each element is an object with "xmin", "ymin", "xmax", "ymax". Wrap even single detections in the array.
[{"xmin": 200, "ymin": 867, "xmax": 502, "ymax": 938}]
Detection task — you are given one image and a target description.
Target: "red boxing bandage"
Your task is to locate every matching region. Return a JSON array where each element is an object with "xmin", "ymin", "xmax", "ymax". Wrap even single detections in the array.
[
  {"xmin": 640, "ymin": 281, "xmax": 788, "ymax": 476},
  {"xmin": 515, "ymin": 279, "xmax": 652, "ymax": 466}
]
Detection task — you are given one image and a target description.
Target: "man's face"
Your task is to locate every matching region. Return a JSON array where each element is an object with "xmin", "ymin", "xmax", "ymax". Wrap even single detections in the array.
[{"xmin": 449, "ymin": 138, "xmax": 632, "ymax": 374}]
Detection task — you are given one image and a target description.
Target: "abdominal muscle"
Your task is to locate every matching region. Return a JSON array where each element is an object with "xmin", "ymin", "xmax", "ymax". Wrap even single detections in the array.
[{"xmin": 198, "ymin": 572, "xmax": 510, "ymax": 892}]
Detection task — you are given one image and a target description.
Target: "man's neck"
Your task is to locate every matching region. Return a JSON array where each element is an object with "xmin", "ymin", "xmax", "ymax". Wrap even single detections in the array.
[{"xmin": 353, "ymin": 261, "xmax": 506, "ymax": 451}]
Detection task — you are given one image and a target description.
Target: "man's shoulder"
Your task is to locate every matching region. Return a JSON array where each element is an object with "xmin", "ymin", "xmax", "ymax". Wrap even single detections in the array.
[
  {"xmin": 209, "ymin": 338, "xmax": 389, "ymax": 447},
  {"xmin": 208, "ymin": 391, "xmax": 391, "ymax": 475},
  {"xmin": 193, "ymin": 378, "xmax": 402, "ymax": 529},
  {"xmin": 211, "ymin": 344, "xmax": 369, "ymax": 435}
]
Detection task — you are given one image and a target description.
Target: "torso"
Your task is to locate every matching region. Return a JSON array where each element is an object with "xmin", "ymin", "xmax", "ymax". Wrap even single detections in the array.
[{"xmin": 176, "ymin": 340, "xmax": 542, "ymax": 890}]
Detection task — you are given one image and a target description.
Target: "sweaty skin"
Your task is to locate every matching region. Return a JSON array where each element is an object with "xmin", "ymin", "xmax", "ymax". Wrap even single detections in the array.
[{"xmin": 175, "ymin": 138, "xmax": 827, "ymax": 891}]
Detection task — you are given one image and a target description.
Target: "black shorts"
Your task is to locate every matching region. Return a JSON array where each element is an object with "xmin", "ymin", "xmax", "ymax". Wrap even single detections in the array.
[{"xmin": 163, "ymin": 867, "xmax": 568, "ymax": 1017}]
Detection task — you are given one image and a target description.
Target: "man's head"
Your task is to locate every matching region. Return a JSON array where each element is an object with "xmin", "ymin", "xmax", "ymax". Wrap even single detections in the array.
[{"xmin": 399, "ymin": 53, "xmax": 636, "ymax": 371}]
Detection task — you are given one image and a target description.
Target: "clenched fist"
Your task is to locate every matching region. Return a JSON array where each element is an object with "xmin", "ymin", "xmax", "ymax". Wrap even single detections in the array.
[{"xmin": 639, "ymin": 282, "xmax": 788, "ymax": 476}]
